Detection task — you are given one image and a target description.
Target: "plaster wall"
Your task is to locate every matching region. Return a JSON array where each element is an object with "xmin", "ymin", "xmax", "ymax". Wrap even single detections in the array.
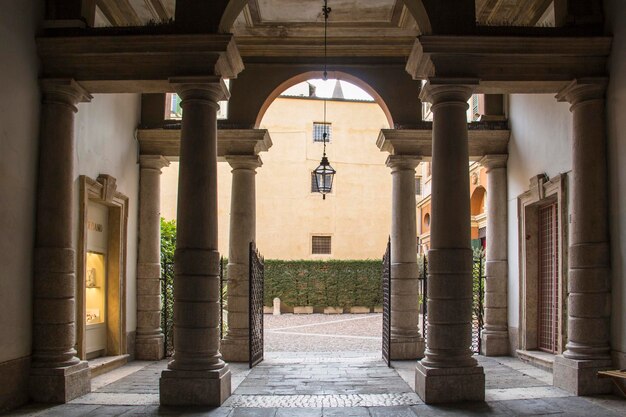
[
  {"xmin": 605, "ymin": 0, "xmax": 626, "ymax": 364},
  {"xmin": 161, "ymin": 96, "xmax": 392, "ymax": 260},
  {"xmin": 506, "ymin": 94, "xmax": 572, "ymax": 331},
  {"xmin": 0, "ymin": 1, "xmax": 42, "ymax": 365},
  {"xmin": 75, "ymin": 94, "xmax": 141, "ymax": 336}
]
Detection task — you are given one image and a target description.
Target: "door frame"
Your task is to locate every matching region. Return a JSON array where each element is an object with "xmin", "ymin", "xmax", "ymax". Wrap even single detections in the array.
[
  {"xmin": 77, "ymin": 174, "xmax": 129, "ymax": 360},
  {"xmin": 518, "ymin": 173, "xmax": 568, "ymax": 354}
]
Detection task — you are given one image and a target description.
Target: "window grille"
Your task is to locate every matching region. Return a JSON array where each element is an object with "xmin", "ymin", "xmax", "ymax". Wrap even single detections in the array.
[
  {"xmin": 538, "ymin": 203, "xmax": 559, "ymax": 353},
  {"xmin": 312, "ymin": 236, "xmax": 332, "ymax": 255},
  {"xmin": 313, "ymin": 122, "xmax": 332, "ymax": 142}
]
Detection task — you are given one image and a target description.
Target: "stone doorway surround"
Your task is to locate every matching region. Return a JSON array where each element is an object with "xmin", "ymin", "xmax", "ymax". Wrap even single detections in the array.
[
  {"xmin": 517, "ymin": 173, "xmax": 568, "ymax": 355},
  {"xmin": 76, "ymin": 174, "xmax": 129, "ymax": 361}
]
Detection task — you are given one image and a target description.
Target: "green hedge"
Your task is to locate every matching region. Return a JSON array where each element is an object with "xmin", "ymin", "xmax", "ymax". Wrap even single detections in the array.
[{"xmin": 264, "ymin": 260, "xmax": 383, "ymax": 308}]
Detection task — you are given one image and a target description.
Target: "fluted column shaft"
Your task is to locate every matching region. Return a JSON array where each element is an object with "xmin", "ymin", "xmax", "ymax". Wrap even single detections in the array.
[
  {"xmin": 387, "ymin": 155, "xmax": 425, "ymax": 360},
  {"xmin": 480, "ymin": 155, "xmax": 510, "ymax": 356},
  {"xmin": 221, "ymin": 156, "xmax": 262, "ymax": 362},
  {"xmin": 160, "ymin": 78, "xmax": 231, "ymax": 406},
  {"xmin": 415, "ymin": 82, "xmax": 484, "ymax": 404},
  {"xmin": 136, "ymin": 155, "xmax": 169, "ymax": 360},
  {"xmin": 30, "ymin": 79, "xmax": 91, "ymax": 403},
  {"xmin": 553, "ymin": 79, "xmax": 612, "ymax": 396}
]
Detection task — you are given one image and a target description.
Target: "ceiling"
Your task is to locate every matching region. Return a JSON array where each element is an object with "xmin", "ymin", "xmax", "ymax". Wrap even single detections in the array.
[{"xmin": 475, "ymin": 0, "xmax": 556, "ymax": 27}]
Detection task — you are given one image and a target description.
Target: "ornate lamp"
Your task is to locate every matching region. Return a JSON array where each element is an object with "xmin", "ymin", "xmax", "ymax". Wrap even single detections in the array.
[{"xmin": 314, "ymin": 0, "xmax": 336, "ymax": 200}]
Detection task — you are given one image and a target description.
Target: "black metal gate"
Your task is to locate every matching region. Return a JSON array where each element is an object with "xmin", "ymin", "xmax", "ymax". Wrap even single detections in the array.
[
  {"xmin": 382, "ymin": 238, "xmax": 391, "ymax": 367},
  {"xmin": 219, "ymin": 256, "xmax": 226, "ymax": 340},
  {"xmin": 249, "ymin": 241, "xmax": 265, "ymax": 368},
  {"xmin": 161, "ymin": 262, "xmax": 174, "ymax": 357},
  {"xmin": 472, "ymin": 255, "xmax": 485, "ymax": 354},
  {"xmin": 419, "ymin": 254, "xmax": 484, "ymax": 354},
  {"xmin": 418, "ymin": 255, "xmax": 428, "ymax": 341}
]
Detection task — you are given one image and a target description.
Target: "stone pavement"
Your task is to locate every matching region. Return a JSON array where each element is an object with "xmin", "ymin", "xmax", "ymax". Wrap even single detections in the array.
[{"xmin": 7, "ymin": 350, "xmax": 626, "ymax": 417}]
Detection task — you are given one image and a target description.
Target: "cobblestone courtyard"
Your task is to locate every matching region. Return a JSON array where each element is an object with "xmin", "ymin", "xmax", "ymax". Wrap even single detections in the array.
[{"xmin": 5, "ymin": 315, "xmax": 626, "ymax": 416}]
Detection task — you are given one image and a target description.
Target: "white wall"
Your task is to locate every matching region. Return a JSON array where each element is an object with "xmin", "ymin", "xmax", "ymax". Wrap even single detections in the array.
[
  {"xmin": 605, "ymin": 0, "xmax": 626, "ymax": 362},
  {"xmin": 0, "ymin": 1, "xmax": 42, "ymax": 364},
  {"xmin": 506, "ymin": 94, "xmax": 573, "ymax": 330},
  {"xmin": 75, "ymin": 94, "xmax": 141, "ymax": 335}
]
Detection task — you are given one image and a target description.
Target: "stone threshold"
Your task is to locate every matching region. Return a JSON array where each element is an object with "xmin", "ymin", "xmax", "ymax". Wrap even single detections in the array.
[
  {"xmin": 88, "ymin": 354, "xmax": 130, "ymax": 378},
  {"xmin": 516, "ymin": 349, "xmax": 555, "ymax": 371}
]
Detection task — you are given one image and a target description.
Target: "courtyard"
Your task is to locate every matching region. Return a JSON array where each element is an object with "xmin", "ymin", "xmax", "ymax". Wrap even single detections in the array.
[{"xmin": 7, "ymin": 314, "xmax": 625, "ymax": 416}]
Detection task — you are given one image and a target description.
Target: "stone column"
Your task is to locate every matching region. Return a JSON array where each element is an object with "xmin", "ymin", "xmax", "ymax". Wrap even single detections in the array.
[
  {"xmin": 29, "ymin": 79, "xmax": 91, "ymax": 403},
  {"xmin": 386, "ymin": 155, "xmax": 425, "ymax": 360},
  {"xmin": 221, "ymin": 155, "xmax": 262, "ymax": 362},
  {"xmin": 553, "ymin": 78, "xmax": 613, "ymax": 395},
  {"xmin": 415, "ymin": 81, "xmax": 484, "ymax": 404},
  {"xmin": 136, "ymin": 155, "xmax": 170, "ymax": 360},
  {"xmin": 479, "ymin": 155, "xmax": 510, "ymax": 356},
  {"xmin": 160, "ymin": 77, "xmax": 231, "ymax": 406}
]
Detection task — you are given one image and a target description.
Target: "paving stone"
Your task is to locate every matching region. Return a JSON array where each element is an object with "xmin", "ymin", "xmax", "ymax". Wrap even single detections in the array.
[
  {"xmin": 35, "ymin": 404, "xmax": 102, "ymax": 417},
  {"xmin": 368, "ymin": 405, "xmax": 417, "ymax": 416},
  {"xmin": 322, "ymin": 406, "xmax": 370, "ymax": 416},
  {"xmin": 230, "ymin": 407, "xmax": 276, "ymax": 417},
  {"xmin": 411, "ymin": 402, "xmax": 513, "ymax": 416},
  {"xmin": 497, "ymin": 398, "xmax": 563, "ymax": 415},
  {"xmin": 275, "ymin": 407, "xmax": 323, "ymax": 417}
]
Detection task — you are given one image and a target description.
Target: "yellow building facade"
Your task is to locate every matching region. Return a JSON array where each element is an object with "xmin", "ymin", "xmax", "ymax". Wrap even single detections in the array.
[{"xmin": 161, "ymin": 93, "xmax": 394, "ymax": 260}]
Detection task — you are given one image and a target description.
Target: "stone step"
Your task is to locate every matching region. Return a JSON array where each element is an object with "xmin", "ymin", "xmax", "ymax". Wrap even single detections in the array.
[
  {"xmin": 516, "ymin": 349, "xmax": 555, "ymax": 372},
  {"xmin": 88, "ymin": 354, "xmax": 131, "ymax": 378}
]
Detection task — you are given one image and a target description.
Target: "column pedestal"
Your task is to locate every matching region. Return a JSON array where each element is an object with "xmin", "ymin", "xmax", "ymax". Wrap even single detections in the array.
[
  {"xmin": 29, "ymin": 79, "xmax": 92, "ymax": 403},
  {"xmin": 221, "ymin": 155, "xmax": 262, "ymax": 363},
  {"xmin": 159, "ymin": 78, "xmax": 231, "ymax": 406},
  {"xmin": 416, "ymin": 81, "xmax": 484, "ymax": 404},
  {"xmin": 553, "ymin": 79, "xmax": 612, "ymax": 396}
]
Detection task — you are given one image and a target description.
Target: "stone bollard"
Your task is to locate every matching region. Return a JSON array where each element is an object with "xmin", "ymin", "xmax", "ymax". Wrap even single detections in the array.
[{"xmin": 273, "ymin": 297, "xmax": 281, "ymax": 315}]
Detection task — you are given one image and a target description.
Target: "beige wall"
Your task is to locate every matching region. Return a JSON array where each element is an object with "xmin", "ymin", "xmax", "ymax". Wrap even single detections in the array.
[
  {"xmin": 0, "ymin": 0, "xmax": 42, "ymax": 365},
  {"xmin": 75, "ymin": 94, "xmax": 141, "ymax": 334},
  {"xmin": 606, "ymin": 0, "xmax": 626, "ymax": 364},
  {"xmin": 161, "ymin": 96, "xmax": 392, "ymax": 259},
  {"xmin": 506, "ymin": 94, "xmax": 573, "ymax": 331}
]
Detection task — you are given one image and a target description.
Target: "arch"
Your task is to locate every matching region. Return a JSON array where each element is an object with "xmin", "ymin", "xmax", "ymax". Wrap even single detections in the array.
[
  {"xmin": 254, "ymin": 71, "xmax": 394, "ymax": 129},
  {"xmin": 471, "ymin": 186, "xmax": 486, "ymax": 216},
  {"xmin": 218, "ymin": 0, "xmax": 432, "ymax": 35}
]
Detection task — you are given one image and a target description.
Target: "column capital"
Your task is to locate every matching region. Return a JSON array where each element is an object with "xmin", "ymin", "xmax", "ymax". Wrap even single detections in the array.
[
  {"xmin": 140, "ymin": 155, "xmax": 170, "ymax": 172},
  {"xmin": 419, "ymin": 78, "xmax": 477, "ymax": 106},
  {"xmin": 556, "ymin": 78, "xmax": 607, "ymax": 109},
  {"xmin": 386, "ymin": 155, "xmax": 421, "ymax": 171},
  {"xmin": 225, "ymin": 155, "xmax": 262, "ymax": 170},
  {"xmin": 40, "ymin": 79, "xmax": 92, "ymax": 109},
  {"xmin": 479, "ymin": 154, "xmax": 508, "ymax": 172},
  {"xmin": 169, "ymin": 76, "xmax": 230, "ymax": 103}
]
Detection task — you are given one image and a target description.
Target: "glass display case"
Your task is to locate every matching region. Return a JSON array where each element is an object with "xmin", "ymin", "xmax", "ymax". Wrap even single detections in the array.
[{"xmin": 85, "ymin": 251, "xmax": 106, "ymax": 325}]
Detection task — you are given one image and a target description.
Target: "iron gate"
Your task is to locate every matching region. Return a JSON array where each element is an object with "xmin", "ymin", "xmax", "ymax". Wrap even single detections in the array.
[
  {"xmin": 161, "ymin": 262, "xmax": 174, "ymax": 357},
  {"xmin": 382, "ymin": 238, "xmax": 391, "ymax": 367},
  {"xmin": 219, "ymin": 256, "xmax": 226, "ymax": 340},
  {"xmin": 419, "ymin": 254, "xmax": 485, "ymax": 354},
  {"xmin": 249, "ymin": 241, "xmax": 265, "ymax": 368}
]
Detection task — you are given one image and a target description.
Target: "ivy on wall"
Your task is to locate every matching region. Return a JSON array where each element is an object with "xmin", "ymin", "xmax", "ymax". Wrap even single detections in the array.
[{"xmin": 264, "ymin": 260, "xmax": 383, "ymax": 308}]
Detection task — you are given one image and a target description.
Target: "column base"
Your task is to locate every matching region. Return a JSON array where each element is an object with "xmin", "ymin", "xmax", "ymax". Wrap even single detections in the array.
[
  {"xmin": 135, "ymin": 335, "xmax": 165, "ymax": 361},
  {"xmin": 480, "ymin": 331, "xmax": 510, "ymax": 356},
  {"xmin": 391, "ymin": 337, "xmax": 425, "ymax": 360},
  {"xmin": 160, "ymin": 367, "xmax": 231, "ymax": 406},
  {"xmin": 553, "ymin": 356, "xmax": 613, "ymax": 396},
  {"xmin": 29, "ymin": 361, "xmax": 90, "ymax": 403},
  {"xmin": 415, "ymin": 362, "xmax": 485, "ymax": 404},
  {"xmin": 220, "ymin": 338, "xmax": 250, "ymax": 362}
]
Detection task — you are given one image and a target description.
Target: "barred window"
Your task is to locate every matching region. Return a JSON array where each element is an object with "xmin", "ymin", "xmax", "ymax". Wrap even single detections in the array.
[
  {"xmin": 313, "ymin": 122, "xmax": 332, "ymax": 142},
  {"xmin": 312, "ymin": 236, "xmax": 332, "ymax": 255},
  {"xmin": 415, "ymin": 176, "xmax": 422, "ymax": 195}
]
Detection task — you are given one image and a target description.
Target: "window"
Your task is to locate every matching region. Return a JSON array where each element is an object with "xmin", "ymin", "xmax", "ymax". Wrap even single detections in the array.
[
  {"xmin": 415, "ymin": 176, "xmax": 422, "ymax": 195},
  {"xmin": 312, "ymin": 236, "xmax": 332, "ymax": 255},
  {"xmin": 313, "ymin": 122, "xmax": 332, "ymax": 142}
]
